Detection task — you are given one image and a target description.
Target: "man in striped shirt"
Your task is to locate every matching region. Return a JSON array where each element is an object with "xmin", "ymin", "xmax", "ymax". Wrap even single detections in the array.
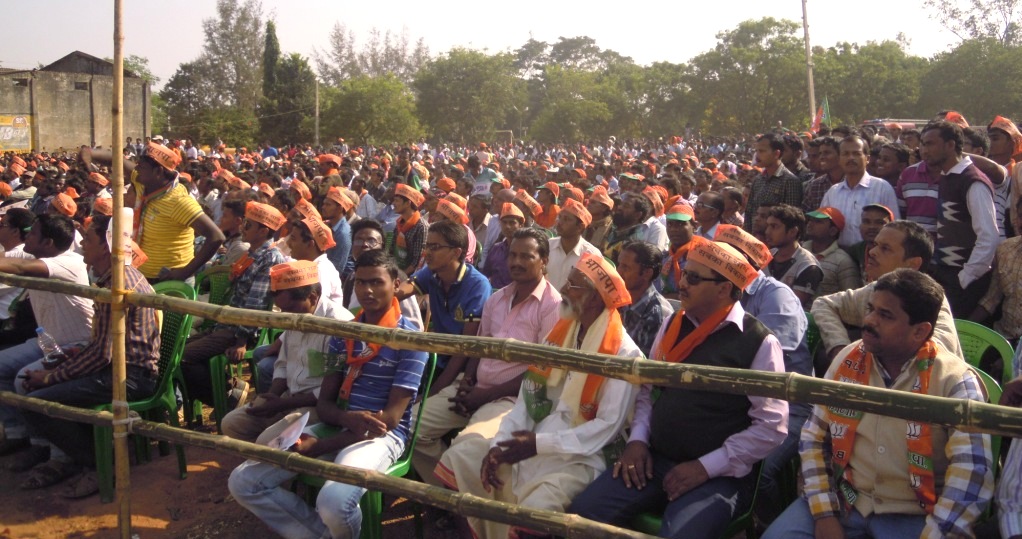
[{"xmin": 16, "ymin": 214, "xmax": 160, "ymax": 497}]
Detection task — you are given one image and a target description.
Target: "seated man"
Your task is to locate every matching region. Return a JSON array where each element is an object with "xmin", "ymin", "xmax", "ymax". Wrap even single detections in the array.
[
  {"xmin": 804, "ymin": 207, "xmax": 861, "ymax": 297},
  {"xmin": 180, "ymin": 202, "xmax": 287, "ymax": 408},
  {"xmin": 618, "ymin": 240, "xmax": 675, "ymax": 357},
  {"xmin": 570, "ymin": 240, "xmax": 788, "ymax": 539},
  {"xmin": 17, "ymin": 214, "xmax": 161, "ymax": 497},
  {"xmin": 451, "ymin": 254, "xmax": 641, "ymax": 539},
  {"xmin": 0, "ymin": 208, "xmax": 38, "ymax": 346},
  {"xmin": 285, "ymin": 215, "xmax": 344, "ymax": 304},
  {"xmin": 811, "ymin": 220, "xmax": 962, "ymax": 368},
  {"xmin": 417, "ymin": 228, "xmax": 561, "ymax": 488},
  {"xmin": 762, "ymin": 204, "xmax": 823, "ymax": 310},
  {"xmin": 0, "ymin": 214, "xmax": 93, "ymax": 459},
  {"xmin": 764, "ymin": 269, "xmax": 993, "ymax": 539},
  {"xmin": 228, "ymin": 250, "xmax": 428, "ymax": 539},
  {"xmin": 220, "ymin": 260, "xmax": 351, "ymax": 442}
]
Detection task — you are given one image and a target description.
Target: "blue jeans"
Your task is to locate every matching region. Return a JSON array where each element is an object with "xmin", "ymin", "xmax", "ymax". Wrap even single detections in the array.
[
  {"xmin": 0, "ymin": 339, "xmax": 43, "ymax": 440},
  {"xmin": 762, "ymin": 497, "xmax": 926, "ymax": 539},
  {"xmin": 569, "ymin": 450, "xmax": 756, "ymax": 539},
  {"xmin": 758, "ymin": 409, "xmax": 809, "ymax": 521},
  {"xmin": 253, "ymin": 344, "xmax": 277, "ymax": 394},
  {"xmin": 229, "ymin": 429, "xmax": 405, "ymax": 539}
]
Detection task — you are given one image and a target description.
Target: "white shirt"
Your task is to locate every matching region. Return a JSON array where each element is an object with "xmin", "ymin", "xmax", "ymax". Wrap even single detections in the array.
[
  {"xmin": 0, "ymin": 244, "xmax": 33, "ymax": 320},
  {"xmin": 272, "ymin": 298, "xmax": 352, "ymax": 398},
  {"xmin": 547, "ymin": 236, "xmax": 602, "ymax": 291},
  {"xmin": 820, "ymin": 173, "xmax": 902, "ymax": 247},
  {"xmin": 313, "ymin": 253, "xmax": 345, "ymax": 305},
  {"xmin": 35, "ymin": 249, "xmax": 94, "ymax": 346},
  {"xmin": 639, "ymin": 216, "xmax": 670, "ymax": 252}
]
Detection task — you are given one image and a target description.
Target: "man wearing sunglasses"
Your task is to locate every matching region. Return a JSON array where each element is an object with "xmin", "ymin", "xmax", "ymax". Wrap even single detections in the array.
[{"xmin": 571, "ymin": 239, "xmax": 788, "ymax": 539}]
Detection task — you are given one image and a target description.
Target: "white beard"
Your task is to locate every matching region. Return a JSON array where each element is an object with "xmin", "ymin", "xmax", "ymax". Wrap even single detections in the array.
[{"xmin": 559, "ymin": 300, "xmax": 579, "ymax": 321}]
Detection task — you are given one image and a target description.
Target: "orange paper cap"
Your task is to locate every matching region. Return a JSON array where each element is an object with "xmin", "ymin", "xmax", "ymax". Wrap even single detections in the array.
[
  {"xmin": 51, "ymin": 193, "xmax": 77, "ymax": 217},
  {"xmin": 589, "ymin": 185, "xmax": 614, "ymax": 210},
  {"xmin": 562, "ymin": 198, "xmax": 592, "ymax": 228},
  {"xmin": 87, "ymin": 172, "xmax": 109, "ymax": 187},
  {"xmin": 445, "ymin": 192, "xmax": 467, "ymax": 210},
  {"xmin": 539, "ymin": 181, "xmax": 560, "ymax": 198},
  {"xmin": 0, "ymin": 182, "xmax": 11, "ymax": 197},
  {"xmin": 326, "ymin": 186, "xmax": 354, "ymax": 212},
  {"xmin": 564, "ymin": 186, "xmax": 584, "ymax": 203},
  {"xmin": 130, "ymin": 240, "xmax": 148, "ymax": 269},
  {"xmin": 500, "ymin": 202, "xmax": 525, "ymax": 222},
  {"xmin": 437, "ymin": 198, "xmax": 469, "ymax": 224},
  {"xmin": 11, "ymin": 156, "xmax": 25, "ymax": 168},
  {"xmin": 642, "ymin": 187, "xmax": 664, "ymax": 216},
  {"xmin": 944, "ymin": 111, "xmax": 969, "ymax": 128},
  {"xmin": 64, "ymin": 187, "xmax": 80, "ymax": 199},
  {"xmin": 9, "ymin": 163, "xmax": 25, "ymax": 177},
  {"xmin": 294, "ymin": 196, "xmax": 322, "ymax": 221},
  {"xmin": 258, "ymin": 182, "xmax": 275, "ymax": 198},
  {"xmin": 93, "ymin": 197, "xmax": 114, "ymax": 216},
  {"xmin": 436, "ymin": 177, "xmax": 457, "ymax": 193},
  {"xmin": 576, "ymin": 253, "xmax": 632, "ymax": 309},
  {"xmin": 57, "ymin": 161, "xmax": 69, "ymax": 172},
  {"xmin": 317, "ymin": 154, "xmax": 342, "ymax": 167},
  {"xmin": 514, "ymin": 190, "xmax": 542, "ymax": 218},
  {"xmin": 713, "ymin": 224, "xmax": 773, "ymax": 269},
  {"xmin": 269, "ymin": 260, "xmax": 320, "ymax": 291},
  {"xmin": 303, "ymin": 216, "xmax": 337, "ymax": 251},
  {"xmin": 688, "ymin": 240, "xmax": 759, "ymax": 290},
  {"xmin": 395, "ymin": 183, "xmax": 425, "ymax": 208},
  {"xmin": 146, "ymin": 141, "xmax": 181, "ymax": 171},
  {"xmin": 989, "ymin": 115, "xmax": 1022, "ymax": 156},
  {"xmin": 290, "ymin": 179, "xmax": 312, "ymax": 201},
  {"xmin": 245, "ymin": 201, "xmax": 287, "ymax": 231}
]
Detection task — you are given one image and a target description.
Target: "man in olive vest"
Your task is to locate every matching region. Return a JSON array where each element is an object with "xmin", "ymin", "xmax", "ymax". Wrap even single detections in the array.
[{"xmin": 764, "ymin": 269, "xmax": 994, "ymax": 538}]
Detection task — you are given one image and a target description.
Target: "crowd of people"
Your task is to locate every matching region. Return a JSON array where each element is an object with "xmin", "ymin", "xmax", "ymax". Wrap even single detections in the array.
[{"xmin": 0, "ymin": 111, "xmax": 1020, "ymax": 538}]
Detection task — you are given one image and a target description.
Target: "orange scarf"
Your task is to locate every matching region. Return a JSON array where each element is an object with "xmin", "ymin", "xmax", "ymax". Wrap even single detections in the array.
[
  {"xmin": 524, "ymin": 310, "xmax": 623, "ymax": 422},
  {"xmin": 828, "ymin": 341, "xmax": 938, "ymax": 514},
  {"xmin": 339, "ymin": 297, "xmax": 402, "ymax": 400},
  {"xmin": 652, "ymin": 304, "xmax": 733, "ymax": 363},
  {"xmin": 395, "ymin": 211, "xmax": 421, "ymax": 249},
  {"xmin": 534, "ymin": 204, "xmax": 560, "ymax": 229},
  {"xmin": 661, "ymin": 242, "xmax": 694, "ymax": 292},
  {"xmin": 230, "ymin": 254, "xmax": 254, "ymax": 281}
]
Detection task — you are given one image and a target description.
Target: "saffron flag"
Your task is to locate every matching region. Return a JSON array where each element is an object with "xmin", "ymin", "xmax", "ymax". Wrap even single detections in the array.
[{"xmin": 811, "ymin": 97, "xmax": 831, "ymax": 133}]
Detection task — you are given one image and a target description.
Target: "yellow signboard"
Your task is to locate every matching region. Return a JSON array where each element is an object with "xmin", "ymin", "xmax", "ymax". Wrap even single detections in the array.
[{"xmin": 0, "ymin": 115, "xmax": 32, "ymax": 152}]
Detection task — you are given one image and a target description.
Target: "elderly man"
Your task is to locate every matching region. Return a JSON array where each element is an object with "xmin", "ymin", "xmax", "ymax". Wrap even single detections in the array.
[
  {"xmin": 449, "ymin": 254, "xmax": 641, "ymax": 539},
  {"xmin": 764, "ymin": 269, "xmax": 993, "ymax": 539},
  {"xmin": 570, "ymin": 240, "xmax": 788, "ymax": 539}
]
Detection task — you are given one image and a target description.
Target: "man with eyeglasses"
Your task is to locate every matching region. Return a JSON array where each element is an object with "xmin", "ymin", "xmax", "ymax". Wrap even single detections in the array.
[
  {"xmin": 396, "ymin": 220, "xmax": 491, "ymax": 396},
  {"xmin": 77, "ymin": 142, "xmax": 224, "ymax": 283},
  {"xmin": 571, "ymin": 239, "xmax": 788, "ymax": 539},
  {"xmin": 693, "ymin": 192, "xmax": 724, "ymax": 240}
]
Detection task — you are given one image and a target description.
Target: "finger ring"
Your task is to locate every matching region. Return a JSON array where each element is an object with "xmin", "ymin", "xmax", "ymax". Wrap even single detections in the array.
[{"xmin": 627, "ymin": 465, "xmax": 636, "ymax": 469}]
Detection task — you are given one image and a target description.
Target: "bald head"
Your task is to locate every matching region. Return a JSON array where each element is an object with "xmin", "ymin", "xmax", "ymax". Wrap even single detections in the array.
[{"xmin": 491, "ymin": 188, "xmax": 517, "ymax": 213}]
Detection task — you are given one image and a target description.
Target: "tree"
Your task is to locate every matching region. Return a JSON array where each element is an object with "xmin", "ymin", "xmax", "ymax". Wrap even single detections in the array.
[
  {"xmin": 263, "ymin": 20, "xmax": 280, "ymax": 97},
  {"xmin": 918, "ymin": 38, "xmax": 1022, "ymax": 122},
  {"xmin": 108, "ymin": 54, "xmax": 160, "ymax": 86},
  {"xmin": 260, "ymin": 53, "xmax": 317, "ymax": 145},
  {"xmin": 923, "ymin": 0, "xmax": 1022, "ymax": 45},
  {"xmin": 200, "ymin": 0, "xmax": 265, "ymax": 110},
  {"xmin": 413, "ymin": 48, "xmax": 523, "ymax": 143},
  {"xmin": 320, "ymin": 75, "xmax": 421, "ymax": 146},
  {"xmin": 315, "ymin": 23, "xmax": 429, "ymax": 86}
]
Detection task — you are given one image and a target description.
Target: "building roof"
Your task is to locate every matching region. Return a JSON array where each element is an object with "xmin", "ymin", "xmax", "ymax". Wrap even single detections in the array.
[{"xmin": 39, "ymin": 51, "xmax": 140, "ymax": 78}]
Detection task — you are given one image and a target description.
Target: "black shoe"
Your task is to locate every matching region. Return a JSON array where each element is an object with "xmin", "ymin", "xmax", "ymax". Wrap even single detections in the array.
[
  {"xmin": 8, "ymin": 445, "xmax": 50, "ymax": 472},
  {"xmin": 0, "ymin": 437, "xmax": 30, "ymax": 456}
]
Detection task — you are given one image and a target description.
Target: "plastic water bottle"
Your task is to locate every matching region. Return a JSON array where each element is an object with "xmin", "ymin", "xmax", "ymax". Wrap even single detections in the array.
[{"xmin": 37, "ymin": 327, "xmax": 66, "ymax": 368}]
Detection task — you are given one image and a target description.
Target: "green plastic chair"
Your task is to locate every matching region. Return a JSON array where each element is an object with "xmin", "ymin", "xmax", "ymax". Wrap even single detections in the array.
[
  {"xmin": 194, "ymin": 269, "xmax": 233, "ymax": 333},
  {"xmin": 298, "ymin": 353, "xmax": 437, "ymax": 539},
  {"xmin": 954, "ymin": 319, "xmax": 1014, "ymax": 386},
  {"xmin": 204, "ymin": 327, "xmax": 270, "ymax": 432},
  {"xmin": 805, "ymin": 311, "xmax": 822, "ymax": 357},
  {"xmin": 93, "ymin": 280, "xmax": 195, "ymax": 503},
  {"xmin": 631, "ymin": 463, "xmax": 765, "ymax": 539}
]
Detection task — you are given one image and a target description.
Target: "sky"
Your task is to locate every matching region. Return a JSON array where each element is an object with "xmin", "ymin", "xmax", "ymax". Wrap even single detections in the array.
[{"xmin": 2, "ymin": 0, "xmax": 961, "ymax": 90}]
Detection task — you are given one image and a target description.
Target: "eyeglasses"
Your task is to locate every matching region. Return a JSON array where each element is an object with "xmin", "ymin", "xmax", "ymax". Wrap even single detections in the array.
[
  {"xmin": 679, "ymin": 269, "xmax": 729, "ymax": 286},
  {"xmin": 353, "ymin": 238, "xmax": 382, "ymax": 247},
  {"xmin": 695, "ymin": 202, "xmax": 718, "ymax": 211},
  {"xmin": 423, "ymin": 243, "xmax": 455, "ymax": 252}
]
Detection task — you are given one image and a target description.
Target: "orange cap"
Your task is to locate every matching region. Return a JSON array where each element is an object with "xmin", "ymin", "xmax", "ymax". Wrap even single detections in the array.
[
  {"xmin": 588, "ymin": 185, "xmax": 614, "ymax": 210},
  {"xmin": 561, "ymin": 198, "xmax": 592, "ymax": 228},
  {"xmin": 52, "ymin": 193, "xmax": 77, "ymax": 217},
  {"xmin": 326, "ymin": 186, "xmax": 354, "ymax": 212},
  {"xmin": 9, "ymin": 163, "xmax": 25, "ymax": 177},
  {"xmin": 687, "ymin": 240, "xmax": 759, "ymax": 291},
  {"xmin": 258, "ymin": 182, "xmax": 275, "ymax": 198},
  {"xmin": 146, "ymin": 141, "xmax": 181, "ymax": 170},
  {"xmin": 500, "ymin": 202, "xmax": 525, "ymax": 222},
  {"xmin": 290, "ymin": 179, "xmax": 312, "ymax": 201},
  {"xmin": 713, "ymin": 224, "xmax": 773, "ymax": 269},
  {"xmin": 57, "ymin": 161, "xmax": 69, "ymax": 172},
  {"xmin": 665, "ymin": 203, "xmax": 695, "ymax": 222},
  {"xmin": 317, "ymin": 154, "xmax": 342, "ymax": 167},
  {"xmin": 806, "ymin": 207, "xmax": 846, "ymax": 232},
  {"xmin": 514, "ymin": 190, "xmax": 542, "ymax": 218},
  {"xmin": 539, "ymin": 181, "xmax": 560, "ymax": 199},
  {"xmin": 93, "ymin": 197, "xmax": 114, "ymax": 216},
  {"xmin": 294, "ymin": 196, "xmax": 322, "ymax": 221},
  {"xmin": 989, "ymin": 115, "xmax": 1022, "ymax": 156},
  {"xmin": 436, "ymin": 177, "xmax": 457, "ymax": 193},
  {"xmin": 269, "ymin": 260, "xmax": 320, "ymax": 291},
  {"xmin": 395, "ymin": 183, "xmax": 425, "ymax": 208},
  {"xmin": 0, "ymin": 182, "xmax": 11, "ymax": 197},
  {"xmin": 575, "ymin": 253, "xmax": 632, "ymax": 309},
  {"xmin": 436, "ymin": 198, "xmax": 469, "ymax": 224},
  {"xmin": 245, "ymin": 201, "xmax": 287, "ymax": 231},
  {"xmin": 302, "ymin": 216, "xmax": 337, "ymax": 251},
  {"xmin": 64, "ymin": 186, "xmax": 80, "ymax": 199}
]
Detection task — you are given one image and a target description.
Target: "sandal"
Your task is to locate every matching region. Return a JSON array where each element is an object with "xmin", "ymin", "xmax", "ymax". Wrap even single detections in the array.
[
  {"xmin": 60, "ymin": 470, "xmax": 99, "ymax": 499},
  {"xmin": 19, "ymin": 459, "xmax": 81, "ymax": 490}
]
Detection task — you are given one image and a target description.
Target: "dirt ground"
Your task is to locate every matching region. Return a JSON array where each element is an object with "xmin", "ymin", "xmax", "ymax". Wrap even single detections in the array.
[{"xmin": 0, "ymin": 427, "xmax": 461, "ymax": 539}]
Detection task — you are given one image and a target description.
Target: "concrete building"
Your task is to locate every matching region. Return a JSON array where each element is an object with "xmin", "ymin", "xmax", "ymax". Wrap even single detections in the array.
[{"xmin": 0, "ymin": 51, "xmax": 150, "ymax": 152}]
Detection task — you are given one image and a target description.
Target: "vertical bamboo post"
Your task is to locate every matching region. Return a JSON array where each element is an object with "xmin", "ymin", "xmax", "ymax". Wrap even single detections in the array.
[{"xmin": 110, "ymin": 1, "xmax": 132, "ymax": 536}]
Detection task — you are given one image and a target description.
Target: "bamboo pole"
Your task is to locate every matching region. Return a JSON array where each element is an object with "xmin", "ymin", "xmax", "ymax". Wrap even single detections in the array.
[
  {"xmin": 110, "ymin": 1, "xmax": 132, "ymax": 536},
  {"xmin": 2, "ymin": 272, "xmax": 1022, "ymax": 437},
  {"xmin": 0, "ymin": 393, "xmax": 653, "ymax": 539}
]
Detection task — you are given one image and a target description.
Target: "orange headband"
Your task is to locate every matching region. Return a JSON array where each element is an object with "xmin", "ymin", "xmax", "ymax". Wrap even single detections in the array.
[
  {"xmin": 714, "ymin": 224, "xmax": 773, "ymax": 269},
  {"xmin": 245, "ymin": 201, "xmax": 287, "ymax": 231},
  {"xmin": 302, "ymin": 216, "xmax": 337, "ymax": 251},
  {"xmin": 687, "ymin": 240, "xmax": 759, "ymax": 290},
  {"xmin": 269, "ymin": 260, "xmax": 320, "ymax": 291},
  {"xmin": 576, "ymin": 253, "xmax": 632, "ymax": 309}
]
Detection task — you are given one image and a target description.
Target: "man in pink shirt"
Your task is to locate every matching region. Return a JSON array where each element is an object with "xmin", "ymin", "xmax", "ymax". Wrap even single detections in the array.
[{"xmin": 412, "ymin": 227, "xmax": 561, "ymax": 489}]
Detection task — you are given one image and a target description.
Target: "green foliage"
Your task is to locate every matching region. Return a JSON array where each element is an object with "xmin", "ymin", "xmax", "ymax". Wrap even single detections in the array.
[
  {"xmin": 321, "ymin": 75, "xmax": 421, "ymax": 146},
  {"xmin": 413, "ymin": 49, "xmax": 523, "ymax": 143},
  {"xmin": 315, "ymin": 23, "xmax": 429, "ymax": 86},
  {"xmin": 919, "ymin": 38, "xmax": 1022, "ymax": 123},
  {"xmin": 263, "ymin": 20, "xmax": 280, "ymax": 97},
  {"xmin": 200, "ymin": 0, "xmax": 265, "ymax": 110},
  {"xmin": 260, "ymin": 53, "xmax": 317, "ymax": 145},
  {"xmin": 923, "ymin": 0, "xmax": 1022, "ymax": 46}
]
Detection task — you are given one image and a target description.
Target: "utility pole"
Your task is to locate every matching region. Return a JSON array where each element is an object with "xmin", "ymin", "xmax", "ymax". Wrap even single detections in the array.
[
  {"xmin": 802, "ymin": 0, "xmax": 817, "ymax": 125},
  {"xmin": 314, "ymin": 79, "xmax": 320, "ymax": 147}
]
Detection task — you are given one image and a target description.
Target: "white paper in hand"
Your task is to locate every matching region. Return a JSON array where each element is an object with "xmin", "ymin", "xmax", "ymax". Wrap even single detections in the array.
[{"xmin": 266, "ymin": 411, "xmax": 310, "ymax": 450}]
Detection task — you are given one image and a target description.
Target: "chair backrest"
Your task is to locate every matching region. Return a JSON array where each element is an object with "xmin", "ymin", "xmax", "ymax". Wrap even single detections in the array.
[
  {"xmin": 954, "ymin": 319, "xmax": 1014, "ymax": 385},
  {"xmin": 972, "ymin": 368, "xmax": 1003, "ymax": 483},
  {"xmin": 151, "ymin": 281, "xmax": 196, "ymax": 390},
  {"xmin": 403, "ymin": 354, "xmax": 438, "ymax": 460},
  {"xmin": 805, "ymin": 311, "xmax": 822, "ymax": 357}
]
